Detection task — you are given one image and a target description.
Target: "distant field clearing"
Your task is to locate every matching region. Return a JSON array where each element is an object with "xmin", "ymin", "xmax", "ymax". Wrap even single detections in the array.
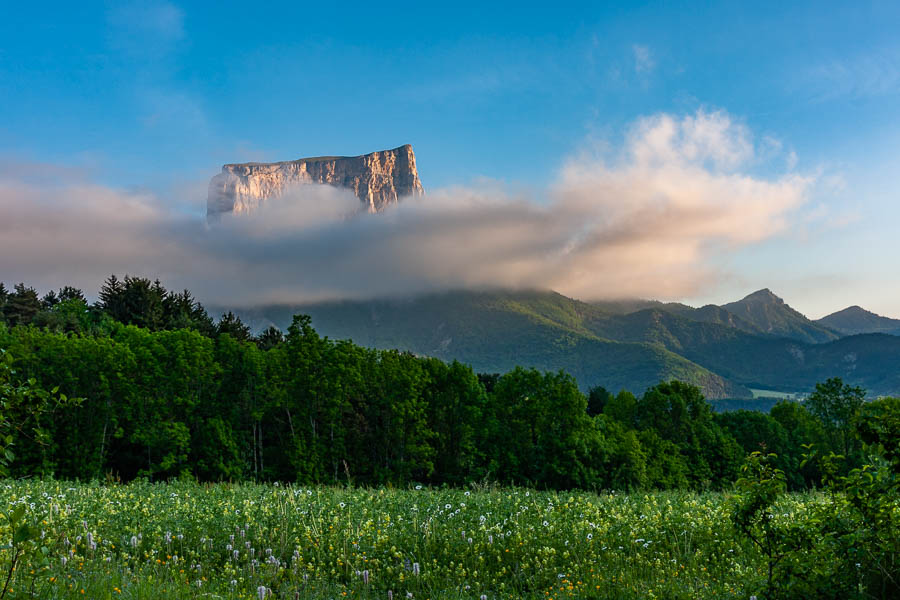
[{"xmin": 749, "ymin": 388, "xmax": 806, "ymax": 400}]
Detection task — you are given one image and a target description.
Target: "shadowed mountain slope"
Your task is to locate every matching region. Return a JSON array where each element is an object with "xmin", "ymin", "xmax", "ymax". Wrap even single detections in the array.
[
  {"xmin": 217, "ymin": 288, "xmax": 900, "ymax": 398},
  {"xmin": 817, "ymin": 305, "xmax": 900, "ymax": 336},
  {"xmin": 720, "ymin": 289, "xmax": 840, "ymax": 343},
  {"xmin": 222, "ymin": 290, "xmax": 746, "ymax": 398}
]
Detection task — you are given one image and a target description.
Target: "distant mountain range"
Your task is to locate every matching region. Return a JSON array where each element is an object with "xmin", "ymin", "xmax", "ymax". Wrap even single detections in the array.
[
  {"xmin": 816, "ymin": 305, "xmax": 900, "ymax": 336},
  {"xmin": 214, "ymin": 288, "xmax": 900, "ymax": 399}
]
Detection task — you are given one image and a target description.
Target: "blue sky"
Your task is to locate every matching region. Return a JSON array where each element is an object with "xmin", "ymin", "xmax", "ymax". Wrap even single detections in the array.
[{"xmin": 2, "ymin": 1, "xmax": 900, "ymax": 316}]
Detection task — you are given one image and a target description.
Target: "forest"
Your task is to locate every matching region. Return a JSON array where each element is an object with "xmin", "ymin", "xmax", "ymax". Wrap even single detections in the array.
[{"xmin": 0, "ymin": 276, "xmax": 884, "ymax": 491}]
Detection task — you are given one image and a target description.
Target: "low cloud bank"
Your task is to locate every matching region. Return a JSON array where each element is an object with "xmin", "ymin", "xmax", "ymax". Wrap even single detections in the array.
[{"xmin": 0, "ymin": 110, "xmax": 811, "ymax": 306}]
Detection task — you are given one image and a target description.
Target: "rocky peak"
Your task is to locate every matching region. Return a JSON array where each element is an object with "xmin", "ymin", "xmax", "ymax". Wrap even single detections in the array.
[
  {"xmin": 207, "ymin": 144, "xmax": 424, "ymax": 219},
  {"xmin": 741, "ymin": 288, "xmax": 782, "ymax": 304}
]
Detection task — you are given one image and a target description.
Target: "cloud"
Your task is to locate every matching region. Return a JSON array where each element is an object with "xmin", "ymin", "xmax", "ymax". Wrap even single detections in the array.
[
  {"xmin": 803, "ymin": 46, "xmax": 900, "ymax": 101},
  {"xmin": 0, "ymin": 109, "xmax": 811, "ymax": 306},
  {"xmin": 632, "ymin": 45, "xmax": 655, "ymax": 74},
  {"xmin": 106, "ymin": 1, "xmax": 185, "ymax": 57}
]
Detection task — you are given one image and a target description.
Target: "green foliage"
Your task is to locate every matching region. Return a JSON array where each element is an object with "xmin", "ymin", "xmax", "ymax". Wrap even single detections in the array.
[
  {"xmin": 730, "ymin": 452, "xmax": 792, "ymax": 596},
  {"xmin": 98, "ymin": 275, "xmax": 214, "ymax": 335},
  {"xmin": 216, "ymin": 310, "xmax": 252, "ymax": 342},
  {"xmin": 255, "ymin": 325, "xmax": 284, "ymax": 350},
  {"xmin": 731, "ymin": 399, "xmax": 900, "ymax": 599},
  {"xmin": 715, "ymin": 410, "xmax": 806, "ymax": 489},
  {"xmin": 0, "ymin": 349, "xmax": 79, "ymax": 476},
  {"xmin": 0, "ymin": 502, "xmax": 50, "ymax": 600},
  {"xmin": 1, "ymin": 284, "xmax": 41, "ymax": 327},
  {"xmin": 624, "ymin": 381, "xmax": 743, "ymax": 489},
  {"xmin": 805, "ymin": 377, "xmax": 866, "ymax": 463},
  {"xmin": 1, "ymin": 274, "xmax": 888, "ymax": 500},
  {"xmin": 586, "ymin": 385, "xmax": 612, "ymax": 416}
]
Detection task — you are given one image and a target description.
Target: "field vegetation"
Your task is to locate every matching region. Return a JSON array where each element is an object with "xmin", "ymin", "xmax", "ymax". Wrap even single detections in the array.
[{"xmin": 0, "ymin": 480, "xmax": 834, "ymax": 599}]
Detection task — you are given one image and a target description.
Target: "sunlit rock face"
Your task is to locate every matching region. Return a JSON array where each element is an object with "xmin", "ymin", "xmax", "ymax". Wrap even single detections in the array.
[{"xmin": 207, "ymin": 144, "xmax": 424, "ymax": 219}]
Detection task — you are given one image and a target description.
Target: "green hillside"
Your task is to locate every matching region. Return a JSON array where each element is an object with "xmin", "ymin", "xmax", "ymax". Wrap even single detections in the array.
[
  {"xmin": 721, "ymin": 289, "xmax": 840, "ymax": 343},
  {"xmin": 221, "ymin": 288, "xmax": 900, "ymax": 398},
  {"xmin": 582, "ymin": 307, "xmax": 900, "ymax": 395},
  {"xmin": 225, "ymin": 290, "xmax": 746, "ymax": 398},
  {"xmin": 817, "ymin": 305, "xmax": 900, "ymax": 335}
]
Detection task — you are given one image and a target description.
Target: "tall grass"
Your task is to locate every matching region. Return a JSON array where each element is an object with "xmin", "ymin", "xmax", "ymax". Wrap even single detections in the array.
[{"xmin": 0, "ymin": 480, "xmax": 815, "ymax": 599}]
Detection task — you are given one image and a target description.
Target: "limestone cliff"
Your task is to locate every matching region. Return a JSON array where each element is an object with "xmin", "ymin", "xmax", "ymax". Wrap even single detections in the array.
[{"xmin": 207, "ymin": 144, "xmax": 424, "ymax": 219}]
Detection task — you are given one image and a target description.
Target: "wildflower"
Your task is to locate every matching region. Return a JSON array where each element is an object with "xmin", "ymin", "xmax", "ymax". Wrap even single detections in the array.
[
  {"xmin": 362, "ymin": 569, "xmax": 370, "ymax": 585},
  {"xmin": 130, "ymin": 536, "xmax": 138, "ymax": 548},
  {"xmin": 257, "ymin": 585, "xmax": 269, "ymax": 599},
  {"xmin": 412, "ymin": 562, "xmax": 420, "ymax": 576}
]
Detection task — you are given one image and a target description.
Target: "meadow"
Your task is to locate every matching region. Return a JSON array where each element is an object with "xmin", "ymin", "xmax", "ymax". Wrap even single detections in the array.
[{"xmin": 0, "ymin": 480, "xmax": 806, "ymax": 600}]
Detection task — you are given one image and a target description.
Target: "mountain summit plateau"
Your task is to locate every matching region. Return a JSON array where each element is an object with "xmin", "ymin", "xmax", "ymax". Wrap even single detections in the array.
[{"xmin": 207, "ymin": 144, "xmax": 424, "ymax": 219}]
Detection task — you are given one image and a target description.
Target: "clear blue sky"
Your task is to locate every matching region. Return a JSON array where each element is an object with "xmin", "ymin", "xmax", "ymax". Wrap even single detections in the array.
[{"xmin": 2, "ymin": 1, "xmax": 900, "ymax": 316}]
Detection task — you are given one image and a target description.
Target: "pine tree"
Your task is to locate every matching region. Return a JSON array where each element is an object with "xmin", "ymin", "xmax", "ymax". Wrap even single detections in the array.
[
  {"xmin": 217, "ymin": 311, "xmax": 252, "ymax": 342},
  {"xmin": 3, "ymin": 283, "xmax": 41, "ymax": 326}
]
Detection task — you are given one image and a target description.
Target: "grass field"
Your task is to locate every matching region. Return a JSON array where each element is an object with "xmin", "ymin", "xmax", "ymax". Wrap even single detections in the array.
[
  {"xmin": 748, "ymin": 389, "xmax": 806, "ymax": 400},
  {"xmin": 0, "ymin": 480, "xmax": 813, "ymax": 599}
]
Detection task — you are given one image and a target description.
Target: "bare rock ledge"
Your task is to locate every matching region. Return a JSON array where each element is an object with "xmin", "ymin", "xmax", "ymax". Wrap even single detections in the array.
[{"xmin": 207, "ymin": 144, "xmax": 424, "ymax": 219}]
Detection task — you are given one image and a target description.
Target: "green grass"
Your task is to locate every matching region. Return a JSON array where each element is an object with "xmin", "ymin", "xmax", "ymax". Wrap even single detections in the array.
[
  {"xmin": 748, "ymin": 389, "xmax": 805, "ymax": 400},
  {"xmin": 0, "ymin": 479, "xmax": 818, "ymax": 599}
]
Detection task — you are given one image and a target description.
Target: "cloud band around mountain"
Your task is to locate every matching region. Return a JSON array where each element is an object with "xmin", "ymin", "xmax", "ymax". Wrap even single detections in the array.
[{"xmin": 0, "ymin": 109, "xmax": 811, "ymax": 306}]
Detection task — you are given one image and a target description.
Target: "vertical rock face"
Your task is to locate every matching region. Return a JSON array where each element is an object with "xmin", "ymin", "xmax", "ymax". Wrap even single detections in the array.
[{"xmin": 207, "ymin": 144, "xmax": 424, "ymax": 219}]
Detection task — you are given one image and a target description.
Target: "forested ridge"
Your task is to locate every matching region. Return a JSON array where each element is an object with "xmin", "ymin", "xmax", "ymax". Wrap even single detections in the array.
[{"xmin": 0, "ymin": 277, "xmax": 888, "ymax": 490}]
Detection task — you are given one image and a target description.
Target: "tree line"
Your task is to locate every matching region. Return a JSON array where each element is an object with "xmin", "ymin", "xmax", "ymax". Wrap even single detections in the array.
[{"xmin": 0, "ymin": 276, "xmax": 888, "ymax": 490}]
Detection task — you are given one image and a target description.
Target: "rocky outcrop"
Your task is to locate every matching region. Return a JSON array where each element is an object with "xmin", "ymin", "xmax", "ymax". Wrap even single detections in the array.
[{"xmin": 208, "ymin": 144, "xmax": 424, "ymax": 219}]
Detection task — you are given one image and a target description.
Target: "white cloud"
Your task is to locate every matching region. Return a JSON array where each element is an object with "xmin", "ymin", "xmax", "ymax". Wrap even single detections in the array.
[
  {"xmin": 804, "ymin": 46, "xmax": 900, "ymax": 101},
  {"xmin": 632, "ymin": 44, "xmax": 655, "ymax": 74},
  {"xmin": 625, "ymin": 109, "xmax": 754, "ymax": 171}
]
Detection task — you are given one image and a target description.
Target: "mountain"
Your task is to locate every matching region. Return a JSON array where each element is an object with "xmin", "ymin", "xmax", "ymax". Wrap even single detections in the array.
[
  {"xmin": 215, "ymin": 288, "xmax": 900, "ymax": 398},
  {"xmin": 207, "ymin": 144, "xmax": 424, "ymax": 219},
  {"xmin": 220, "ymin": 289, "xmax": 748, "ymax": 399},
  {"xmin": 720, "ymin": 289, "xmax": 840, "ymax": 343},
  {"xmin": 817, "ymin": 305, "xmax": 900, "ymax": 336},
  {"xmin": 592, "ymin": 292, "xmax": 816, "ymax": 340},
  {"xmin": 582, "ymin": 307, "xmax": 900, "ymax": 395}
]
